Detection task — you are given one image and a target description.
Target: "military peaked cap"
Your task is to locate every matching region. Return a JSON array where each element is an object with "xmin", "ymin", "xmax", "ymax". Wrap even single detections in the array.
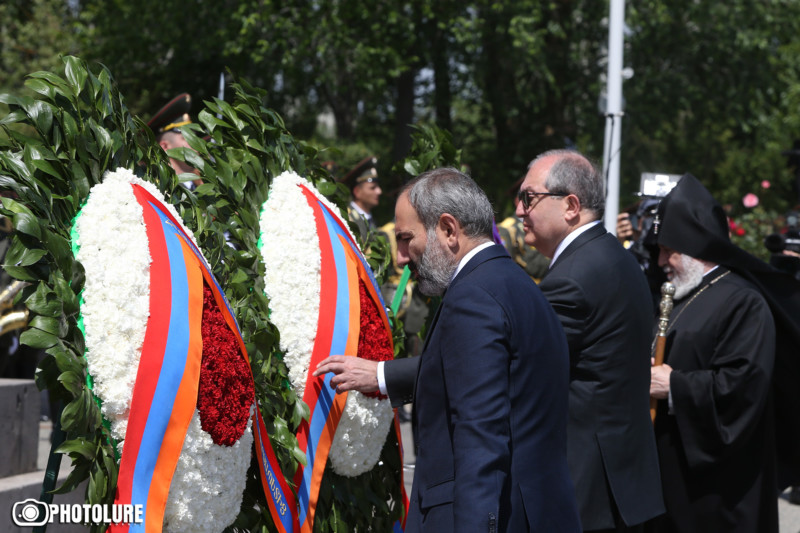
[
  {"xmin": 341, "ymin": 156, "xmax": 379, "ymax": 190},
  {"xmin": 147, "ymin": 93, "xmax": 192, "ymax": 134}
]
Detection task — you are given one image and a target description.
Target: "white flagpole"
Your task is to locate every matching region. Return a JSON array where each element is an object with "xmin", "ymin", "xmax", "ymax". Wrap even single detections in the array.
[{"xmin": 602, "ymin": 0, "xmax": 626, "ymax": 234}]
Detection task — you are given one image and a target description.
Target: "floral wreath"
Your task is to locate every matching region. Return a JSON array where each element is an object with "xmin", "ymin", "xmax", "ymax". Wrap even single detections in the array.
[
  {"xmin": 73, "ymin": 168, "xmax": 254, "ymax": 532},
  {"xmin": 259, "ymin": 170, "xmax": 395, "ymax": 477},
  {"xmin": 0, "ymin": 56, "xmax": 408, "ymax": 532}
]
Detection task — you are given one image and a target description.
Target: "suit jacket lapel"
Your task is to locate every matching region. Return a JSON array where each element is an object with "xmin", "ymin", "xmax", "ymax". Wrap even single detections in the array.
[
  {"xmin": 544, "ymin": 223, "xmax": 607, "ymax": 276},
  {"xmin": 418, "ymin": 244, "xmax": 506, "ymax": 352},
  {"xmin": 420, "ymin": 299, "xmax": 443, "ymax": 353},
  {"xmin": 413, "ymin": 243, "xmax": 506, "ymax": 434}
]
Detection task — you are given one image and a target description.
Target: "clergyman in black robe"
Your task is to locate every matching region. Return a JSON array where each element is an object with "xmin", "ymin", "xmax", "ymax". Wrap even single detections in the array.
[
  {"xmin": 650, "ymin": 264, "xmax": 777, "ymax": 532},
  {"xmin": 646, "ymin": 173, "xmax": 800, "ymax": 533}
]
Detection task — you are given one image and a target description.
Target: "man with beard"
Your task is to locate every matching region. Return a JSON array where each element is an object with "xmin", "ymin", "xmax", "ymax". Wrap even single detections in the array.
[
  {"xmin": 515, "ymin": 150, "xmax": 664, "ymax": 532},
  {"xmin": 646, "ymin": 173, "xmax": 800, "ymax": 533},
  {"xmin": 316, "ymin": 153, "xmax": 664, "ymax": 532},
  {"xmin": 318, "ymin": 167, "xmax": 580, "ymax": 533}
]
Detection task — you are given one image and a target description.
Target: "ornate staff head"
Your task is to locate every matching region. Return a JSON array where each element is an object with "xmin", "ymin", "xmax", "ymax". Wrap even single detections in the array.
[{"xmin": 657, "ymin": 281, "xmax": 676, "ymax": 336}]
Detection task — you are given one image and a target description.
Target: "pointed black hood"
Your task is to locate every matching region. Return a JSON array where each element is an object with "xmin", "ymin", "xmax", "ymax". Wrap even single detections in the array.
[
  {"xmin": 654, "ymin": 174, "xmax": 731, "ymax": 261},
  {"xmin": 654, "ymin": 173, "xmax": 771, "ymax": 273}
]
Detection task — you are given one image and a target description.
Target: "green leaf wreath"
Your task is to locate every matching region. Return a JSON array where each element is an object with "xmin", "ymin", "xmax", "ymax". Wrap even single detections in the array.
[
  {"xmin": 0, "ymin": 56, "xmax": 185, "ymax": 533},
  {"xmin": 0, "ymin": 56, "xmax": 405, "ymax": 532}
]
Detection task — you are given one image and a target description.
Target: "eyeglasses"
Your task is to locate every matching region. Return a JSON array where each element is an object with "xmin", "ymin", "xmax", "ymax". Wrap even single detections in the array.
[{"xmin": 517, "ymin": 189, "xmax": 565, "ymax": 210}]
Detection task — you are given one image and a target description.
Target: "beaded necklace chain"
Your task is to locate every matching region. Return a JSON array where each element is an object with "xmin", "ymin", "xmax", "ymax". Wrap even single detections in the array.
[{"xmin": 651, "ymin": 270, "xmax": 730, "ymax": 355}]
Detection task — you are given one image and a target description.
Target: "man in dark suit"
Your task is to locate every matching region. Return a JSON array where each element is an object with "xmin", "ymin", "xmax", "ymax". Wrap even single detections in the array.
[
  {"xmin": 515, "ymin": 149, "xmax": 663, "ymax": 532},
  {"xmin": 321, "ymin": 167, "xmax": 580, "ymax": 532},
  {"xmin": 316, "ymin": 152, "xmax": 663, "ymax": 531}
]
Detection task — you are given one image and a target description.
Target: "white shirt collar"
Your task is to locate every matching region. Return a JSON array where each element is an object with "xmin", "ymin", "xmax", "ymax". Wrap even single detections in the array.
[
  {"xmin": 452, "ymin": 241, "xmax": 494, "ymax": 282},
  {"xmin": 549, "ymin": 220, "xmax": 603, "ymax": 267},
  {"xmin": 349, "ymin": 201, "xmax": 371, "ymax": 220}
]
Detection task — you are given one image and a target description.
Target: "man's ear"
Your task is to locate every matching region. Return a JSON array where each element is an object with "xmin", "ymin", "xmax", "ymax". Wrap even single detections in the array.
[
  {"xmin": 158, "ymin": 139, "xmax": 171, "ymax": 152},
  {"xmin": 438, "ymin": 213, "xmax": 460, "ymax": 248},
  {"xmin": 564, "ymin": 194, "xmax": 582, "ymax": 223}
]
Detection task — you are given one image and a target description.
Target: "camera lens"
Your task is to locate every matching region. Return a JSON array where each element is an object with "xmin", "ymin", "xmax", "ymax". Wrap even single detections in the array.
[
  {"xmin": 12, "ymin": 499, "xmax": 49, "ymax": 527},
  {"xmin": 22, "ymin": 504, "xmax": 40, "ymax": 521}
]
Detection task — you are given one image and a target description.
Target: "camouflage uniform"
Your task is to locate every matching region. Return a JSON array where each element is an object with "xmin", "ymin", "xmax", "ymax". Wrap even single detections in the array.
[{"xmin": 497, "ymin": 216, "xmax": 549, "ymax": 283}]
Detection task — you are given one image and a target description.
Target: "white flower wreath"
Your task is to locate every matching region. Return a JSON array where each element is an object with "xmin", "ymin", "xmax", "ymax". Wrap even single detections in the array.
[
  {"xmin": 74, "ymin": 167, "xmax": 252, "ymax": 533},
  {"xmin": 259, "ymin": 170, "xmax": 394, "ymax": 477}
]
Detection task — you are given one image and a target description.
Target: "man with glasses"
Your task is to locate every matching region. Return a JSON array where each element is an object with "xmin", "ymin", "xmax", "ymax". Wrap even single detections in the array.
[
  {"xmin": 316, "ymin": 150, "xmax": 665, "ymax": 532},
  {"xmin": 516, "ymin": 149, "xmax": 664, "ymax": 532},
  {"xmin": 496, "ymin": 179, "xmax": 551, "ymax": 283}
]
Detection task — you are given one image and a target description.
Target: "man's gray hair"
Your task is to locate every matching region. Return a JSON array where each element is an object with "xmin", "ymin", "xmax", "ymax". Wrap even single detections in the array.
[
  {"xmin": 403, "ymin": 167, "xmax": 494, "ymax": 239},
  {"xmin": 529, "ymin": 149, "xmax": 605, "ymax": 220}
]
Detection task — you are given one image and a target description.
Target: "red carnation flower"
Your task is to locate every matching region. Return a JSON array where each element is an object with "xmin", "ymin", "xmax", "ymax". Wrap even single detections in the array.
[
  {"xmin": 197, "ymin": 284, "xmax": 255, "ymax": 446},
  {"xmin": 356, "ymin": 279, "xmax": 393, "ymax": 400}
]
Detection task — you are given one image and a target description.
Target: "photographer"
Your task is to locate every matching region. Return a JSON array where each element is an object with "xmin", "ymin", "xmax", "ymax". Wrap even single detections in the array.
[
  {"xmin": 617, "ymin": 198, "xmax": 665, "ymax": 310},
  {"xmin": 617, "ymin": 198, "xmax": 660, "ymax": 269},
  {"xmin": 764, "ymin": 210, "xmax": 800, "ymax": 281}
]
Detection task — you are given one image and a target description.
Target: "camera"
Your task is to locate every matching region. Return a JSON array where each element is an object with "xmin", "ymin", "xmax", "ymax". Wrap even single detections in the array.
[
  {"xmin": 639, "ymin": 173, "xmax": 682, "ymax": 199},
  {"xmin": 765, "ymin": 229, "xmax": 800, "ymax": 280},
  {"xmin": 764, "ymin": 232, "xmax": 800, "ymax": 254},
  {"xmin": 12, "ymin": 498, "xmax": 50, "ymax": 527}
]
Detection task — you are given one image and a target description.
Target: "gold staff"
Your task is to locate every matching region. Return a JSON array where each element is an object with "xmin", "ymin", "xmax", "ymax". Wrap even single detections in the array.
[{"xmin": 650, "ymin": 281, "xmax": 675, "ymax": 423}]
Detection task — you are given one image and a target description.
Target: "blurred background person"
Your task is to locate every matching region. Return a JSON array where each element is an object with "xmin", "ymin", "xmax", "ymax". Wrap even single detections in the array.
[
  {"xmin": 617, "ymin": 197, "xmax": 664, "ymax": 309},
  {"xmin": 616, "ymin": 198, "xmax": 660, "ymax": 270},
  {"xmin": 341, "ymin": 156, "xmax": 382, "ymax": 240},
  {"xmin": 764, "ymin": 208, "xmax": 800, "ymax": 281},
  {"xmin": 147, "ymin": 92, "xmax": 203, "ymax": 190}
]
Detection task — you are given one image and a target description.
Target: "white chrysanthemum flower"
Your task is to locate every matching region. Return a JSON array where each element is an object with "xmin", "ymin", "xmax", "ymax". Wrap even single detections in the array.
[
  {"xmin": 260, "ymin": 170, "xmax": 393, "ymax": 477},
  {"xmin": 163, "ymin": 410, "xmax": 254, "ymax": 533},
  {"xmin": 259, "ymin": 170, "xmax": 321, "ymax": 395},
  {"xmin": 328, "ymin": 392, "xmax": 394, "ymax": 476},
  {"xmin": 75, "ymin": 167, "xmax": 150, "ymax": 442}
]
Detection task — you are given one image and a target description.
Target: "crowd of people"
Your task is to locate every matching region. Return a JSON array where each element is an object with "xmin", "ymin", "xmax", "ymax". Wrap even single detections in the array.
[
  {"xmin": 7, "ymin": 92, "xmax": 796, "ymax": 532},
  {"xmin": 316, "ymin": 149, "xmax": 800, "ymax": 533}
]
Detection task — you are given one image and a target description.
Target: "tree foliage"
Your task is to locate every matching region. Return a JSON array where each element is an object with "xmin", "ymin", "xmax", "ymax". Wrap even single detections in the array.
[
  {"xmin": 624, "ymin": 1, "xmax": 800, "ymax": 212},
  {"xmin": 0, "ymin": 0, "xmax": 80, "ymax": 99},
  {"xmin": 6, "ymin": 1, "xmax": 799, "ymax": 231}
]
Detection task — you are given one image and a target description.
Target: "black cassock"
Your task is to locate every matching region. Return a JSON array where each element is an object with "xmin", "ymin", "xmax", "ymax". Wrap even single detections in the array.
[{"xmin": 651, "ymin": 267, "xmax": 779, "ymax": 533}]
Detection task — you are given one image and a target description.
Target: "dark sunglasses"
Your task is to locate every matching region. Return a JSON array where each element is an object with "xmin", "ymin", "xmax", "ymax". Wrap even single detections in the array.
[{"xmin": 517, "ymin": 189, "xmax": 564, "ymax": 210}]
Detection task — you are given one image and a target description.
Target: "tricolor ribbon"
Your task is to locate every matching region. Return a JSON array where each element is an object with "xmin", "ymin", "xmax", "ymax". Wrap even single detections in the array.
[
  {"xmin": 109, "ymin": 184, "xmax": 285, "ymax": 532},
  {"xmin": 269, "ymin": 184, "xmax": 406, "ymax": 533},
  {"xmin": 253, "ymin": 407, "xmax": 300, "ymax": 533}
]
